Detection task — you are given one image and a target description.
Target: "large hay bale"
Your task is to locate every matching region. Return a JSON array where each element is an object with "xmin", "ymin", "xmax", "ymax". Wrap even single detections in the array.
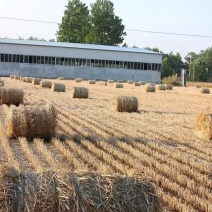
[
  {"xmin": 165, "ymin": 84, "xmax": 173, "ymax": 90},
  {"xmin": 5, "ymin": 104, "xmax": 57, "ymax": 139},
  {"xmin": 127, "ymin": 80, "xmax": 133, "ymax": 84},
  {"xmin": 134, "ymin": 82, "xmax": 141, "ymax": 86},
  {"xmin": 22, "ymin": 77, "xmax": 27, "ymax": 82},
  {"xmin": 98, "ymin": 81, "xmax": 107, "ymax": 86},
  {"xmin": 156, "ymin": 85, "xmax": 166, "ymax": 90},
  {"xmin": 58, "ymin": 77, "xmax": 64, "ymax": 80},
  {"xmin": 14, "ymin": 75, "xmax": 20, "ymax": 80},
  {"xmin": 108, "ymin": 80, "xmax": 114, "ymax": 83},
  {"xmin": 115, "ymin": 83, "xmax": 124, "ymax": 88},
  {"xmin": 145, "ymin": 86, "xmax": 156, "ymax": 92},
  {"xmin": 51, "ymin": 83, "xmax": 66, "ymax": 92},
  {"xmin": 0, "ymin": 168, "xmax": 161, "ymax": 212},
  {"xmin": 89, "ymin": 80, "xmax": 96, "ymax": 84},
  {"xmin": 71, "ymin": 87, "xmax": 89, "ymax": 98},
  {"xmin": 139, "ymin": 81, "xmax": 146, "ymax": 85},
  {"xmin": 26, "ymin": 77, "xmax": 33, "ymax": 83},
  {"xmin": 194, "ymin": 112, "xmax": 212, "ymax": 140},
  {"xmin": 40, "ymin": 81, "xmax": 52, "ymax": 88},
  {"xmin": 10, "ymin": 75, "xmax": 15, "ymax": 79},
  {"xmin": 112, "ymin": 96, "xmax": 138, "ymax": 112},
  {"xmin": 200, "ymin": 88, "xmax": 210, "ymax": 94},
  {"xmin": 32, "ymin": 78, "xmax": 42, "ymax": 85},
  {"xmin": 0, "ymin": 88, "xmax": 23, "ymax": 106}
]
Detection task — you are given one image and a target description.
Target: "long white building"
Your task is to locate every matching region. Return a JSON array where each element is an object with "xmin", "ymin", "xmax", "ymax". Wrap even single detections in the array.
[{"xmin": 0, "ymin": 38, "xmax": 162, "ymax": 82}]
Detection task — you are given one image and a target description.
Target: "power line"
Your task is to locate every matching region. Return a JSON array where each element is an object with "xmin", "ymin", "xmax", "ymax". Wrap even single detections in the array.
[{"xmin": 0, "ymin": 16, "xmax": 212, "ymax": 38}]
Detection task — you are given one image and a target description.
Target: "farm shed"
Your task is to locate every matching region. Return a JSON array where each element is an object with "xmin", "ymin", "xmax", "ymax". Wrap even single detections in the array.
[{"xmin": 0, "ymin": 38, "xmax": 162, "ymax": 82}]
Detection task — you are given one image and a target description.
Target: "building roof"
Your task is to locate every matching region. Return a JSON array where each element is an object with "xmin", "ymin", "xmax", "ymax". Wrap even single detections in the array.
[{"xmin": 0, "ymin": 38, "xmax": 162, "ymax": 55}]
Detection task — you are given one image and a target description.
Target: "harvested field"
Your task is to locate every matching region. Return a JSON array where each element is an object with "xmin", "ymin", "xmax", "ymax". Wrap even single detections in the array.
[{"xmin": 0, "ymin": 77, "xmax": 212, "ymax": 211}]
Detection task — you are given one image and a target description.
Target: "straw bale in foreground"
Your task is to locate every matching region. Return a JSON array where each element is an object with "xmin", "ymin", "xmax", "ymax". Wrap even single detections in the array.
[
  {"xmin": 5, "ymin": 104, "xmax": 57, "ymax": 139},
  {"xmin": 200, "ymin": 88, "xmax": 210, "ymax": 94},
  {"xmin": 156, "ymin": 85, "xmax": 166, "ymax": 90},
  {"xmin": 194, "ymin": 112, "xmax": 212, "ymax": 140},
  {"xmin": 98, "ymin": 81, "xmax": 107, "ymax": 86},
  {"xmin": 115, "ymin": 83, "xmax": 123, "ymax": 88},
  {"xmin": 0, "ymin": 88, "xmax": 23, "ymax": 105},
  {"xmin": 89, "ymin": 80, "xmax": 96, "ymax": 84},
  {"xmin": 14, "ymin": 75, "xmax": 20, "ymax": 80},
  {"xmin": 22, "ymin": 77, "xmax": 26, "ymax": 82},
  {"xmin": 75, "ymin": 78, "xmax": 82, "ymax": 82},
  {"xmin": 71, "ymin": 87, "xmax": 89, "ymax": 98},
  {"xmin": 113, "ymin": 96, "xmax": 138, "ymax": 112},
  {"xmin": 32, "ymin": 78, "xmax": 42, "ymax": 85},
  {"xmin": 26, "ymin": 77, "xmax": 33, "ymax": 83},
  {"xmin": 51, "ymin": 83, "xmax": 66, "ymax": 92},
  {"xmin": 145, "ymin": 86, "xmax": 155, "ymax": 92},
  {"xmin": 40, "ymin": 81, "xmax": 52, "ymax": 88},
  {"xmin": 0, "ymin": 167, "xmax": 161, "ymax": 212}
]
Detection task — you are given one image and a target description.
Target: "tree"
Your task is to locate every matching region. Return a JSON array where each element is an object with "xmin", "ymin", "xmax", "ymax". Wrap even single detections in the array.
[
  {"xmin": 88, "ymin": 0, "xmax": 126, "ymax": 46},
  {"xmin": 57, "ymin": 0, "xmax": 90, "ymax": 43},
  {"xmin": 145, "ymin": 47, "xmax": 163, "ymax": 54},
  {"xmin": 161, "ymin": 52, "xmax": 183, "ymax": 78},
  {"xmin": 184, "ymin": 52, "xmax": 198, "ymax": 64}
]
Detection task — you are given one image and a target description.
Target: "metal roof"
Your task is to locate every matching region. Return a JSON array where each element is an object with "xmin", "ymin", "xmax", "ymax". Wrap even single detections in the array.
[{"xmin": 0, "ymin": 38, "xmax": 162, "ymax": 55}]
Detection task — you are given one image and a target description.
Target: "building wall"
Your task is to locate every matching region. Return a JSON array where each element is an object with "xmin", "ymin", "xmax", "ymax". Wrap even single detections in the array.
[
  {"xmin": 0, "ymin": 62, "xmax": 161, "ymax": 82},
  {"xmin": 0, "ymin": 43, "xmax": 162, "ymax": 63}
]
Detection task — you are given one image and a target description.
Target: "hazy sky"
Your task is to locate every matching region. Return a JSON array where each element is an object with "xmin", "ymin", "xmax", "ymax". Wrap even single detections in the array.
[{"xmin": 0, "ymin": 0, "xmax": 212, "ymax": 59}]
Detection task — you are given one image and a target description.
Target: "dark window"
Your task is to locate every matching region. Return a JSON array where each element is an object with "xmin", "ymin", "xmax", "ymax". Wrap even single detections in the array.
[
  {"xmin": 12, "ymin": 55, "xmax": 16, "ymax": 63},
  {"xmin": 137, "ymin": 63, "xmax": 140, "ymax": 70},
  {"xmin": 148, "ymin": 63, "xmax": 151, "ymax": 70},
  {"xmin": 158, "ymin": 64, "xmax": 161, "ymax": 72},
  {"xmin": 56, "ymin": 57, "xmax": 60, "ymax": 65},
  {"xmin": 37, "ymin": 56, "xmax": 41, "ymax": 64},
  {"xmin": 155, "ymin": 64, "xmax": 158, "ymax": 71},
  {"xmin": 5, "ymin": 54, "xmax": 9, "ymax": 62},
  {"xmin": 32, "ymin": 56, "xmax": 37, "ymax": 64},
  {"xmin": 71, "ymin": 58, "xmax": 75, "ymax": 66},
  {"xmin": 140, "ymin": 63, "xmax": 144, "ymax": 70},
  {"xmin": 144, "ymin": 63, "xmax": 147, "ymax": 70},
  {"xmin": 52, "ymin": 57, "xmax": 55, "ymax": 65},
  {"xmin": 20, "ymin": 55, "xmax": 24, "ymax": 63},
  {"xmin": 29, "ymin": 56, "xmax": 33, "ymax": 64},
  {"xmin": 134, "ymin": 62, "xmax": 138, "ymax": 70},
  {"xmin": 41, "ymin": 56, "xmax": 45, "ymax": 64},
  {"xmin": 24, "ymin": 55, "xmax": 29, "ymax": 63}
]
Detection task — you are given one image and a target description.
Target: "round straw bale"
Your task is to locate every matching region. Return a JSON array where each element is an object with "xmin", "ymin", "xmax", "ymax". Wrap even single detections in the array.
[
  {"xmin": 0, "ymin": 88, "xmax": 23, "ymax": 106},
  {"xmin": 10, "ymin": 75, "xmax": 15, "ymax": 79},
  {"xmin": 75, "ymin": 78, "xmax": 82, "ymax": 82},
  {"xmin": 40, "ymin": 81, "xmax": 52, "ymax": 88},
  {"xmin": 89, "ymin": 80, "xmax": 96, "ymax": 84},
  {"xmin": 195, "ymin": 84, "xmax": 201, "ymax": 88},
  {"xmin": 112, "ymin": 96, "xmax": 138, "ymax": 112},
  {"xmin": 26, "ymin": 77, "xmax": 33, "ymax": 83},
  {"xmin": 139, "ymin": 81, "xmax": 146, "ymax": 85},
  {"xmin": 22, "ymin": 77, "xmax": 26, "ymax": 82},
  {"xmin": 58, "ymin": 77, "xmax": 64, "ymax": 80},
  {"xmin": 194, "ymin": 112, "xmax": 212, "ymax": 140},
  {"xmin": 14, "ymin": 75, "xmax": 20, "ymax": 80},
  {"xmin": 156, "ymin": 84, "xmax": 166, "ymax": 90},
  {"xmin": 145, "ymin": 85, "xmax": 156, "ymax": 92},
  {"xmin": 98, "ymin": 81, "xmax": 107, "ymax": 86},
  {"xmin": 127, "ymin": 80, "xmax": 133, "ymax": 84},
  {"xmin": 200, "ymin": 88, "xmax": 210, "ymax": 94},
  {"xmin": 32, "ymin": 78, "xmax": 42, "ymax": 85},
  {"xmin": 51, "ymin": 83, "xmax": 66, "ymax": 92},
  {"xmin": 5, "ymin": 104, "xmax": 57, "ymax": 139},
  {"xmin": 107, "ymin": 80, "xmax": 114, "ymax": 83},
  {"xmin": 117, "ymin": 80, "xmax": 123, "ymax": 83},
  {"xmin": 71, "ymin": 87, "xmax": 89, "ymax": 98},
  {"xmin": 134, "ymin": 82, "xmax": 141, "ymax": 86},
  {"xmin": 165, "ymin": 84, "xmax": 173, "ymax": 90},
  {"xmin": 115, "ymin": 83, "xmax": 123, "ymax": 88}
]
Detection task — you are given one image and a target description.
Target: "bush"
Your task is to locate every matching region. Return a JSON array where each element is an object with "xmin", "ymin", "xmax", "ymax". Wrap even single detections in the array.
[{"xmin": 162, "ymin": 75, "xmax": 181, "ymax": 86}]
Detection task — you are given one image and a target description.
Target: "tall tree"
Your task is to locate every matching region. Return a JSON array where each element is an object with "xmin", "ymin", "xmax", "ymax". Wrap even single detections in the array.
[
  {"xmin": 57, "ymin": 0, "xmax": 90, "ymax": 43},
  {"xmin": 88, "ymin": 0, "xmax": 126, "ymax": 46},
  {"xmin": 162, "ymin": 52, "xmax": 183, "ymax": 78},
  {"xmin": 184, "ymin": 52, "xmax": 198, "ymax": 64}
]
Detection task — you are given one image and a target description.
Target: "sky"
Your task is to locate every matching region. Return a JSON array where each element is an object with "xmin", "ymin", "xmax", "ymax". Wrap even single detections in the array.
[{"xmin": 0, "ymin": 0, "xmax": 212, "ymax": 59}]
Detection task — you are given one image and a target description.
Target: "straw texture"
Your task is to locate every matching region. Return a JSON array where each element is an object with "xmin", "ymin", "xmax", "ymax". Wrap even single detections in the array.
[
  {"xmin": 71, "ymin": 87, "xmax": 89, "ymax": 98},
  {"xmin": 113, "ymin": 96, "xmax": 138, "ymax": 112},
  {"xmin": 5, "ymin": 104, "xmax": 57, "ymax": 139}
]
